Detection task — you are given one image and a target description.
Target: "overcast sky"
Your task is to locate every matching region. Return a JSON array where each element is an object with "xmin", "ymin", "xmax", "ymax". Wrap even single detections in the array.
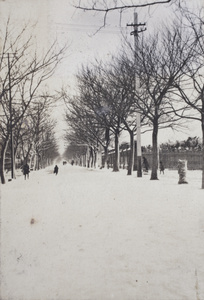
[
  {"xmin": 0, "ymin": 0, "xmax": 203, "ymax": 151},
  {"xmin": 1, "ymin": 0, "xmax": 202, "ymax": 90}
]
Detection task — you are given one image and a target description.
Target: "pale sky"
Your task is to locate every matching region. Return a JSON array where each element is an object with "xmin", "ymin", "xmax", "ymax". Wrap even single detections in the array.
[
  {"xmin": 0, "ymin": 0, "xmax": 203, "ymax": 151},
  {"xmin": 2, "ymin": 0, "xmax": 202, "ymax": 91}
]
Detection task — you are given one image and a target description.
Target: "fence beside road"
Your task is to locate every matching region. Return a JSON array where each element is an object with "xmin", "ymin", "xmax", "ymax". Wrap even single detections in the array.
[{"xmin": 104, "ymin": 149, "xmax": 203, "ymax": 170}]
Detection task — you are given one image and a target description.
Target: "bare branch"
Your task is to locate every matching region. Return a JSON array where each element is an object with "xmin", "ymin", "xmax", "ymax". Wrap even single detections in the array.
[
  {"xmin": 74, "ymin": 0, "xmax": 173, "ymax": 29},
  {"xmin": 74, "ymin": 0, "xmax": 172, "ymax": 12}
]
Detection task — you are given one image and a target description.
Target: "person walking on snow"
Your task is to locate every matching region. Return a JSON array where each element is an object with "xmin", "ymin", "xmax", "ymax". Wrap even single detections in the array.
[
  {"xmin": 142, "ymin": 156, "xmax": 149, "ymax": 173},
  {"xmin": 159, "ymin": 161, "xmax": 165, "ymax": 174},
  {"xmin": 54, "ymin": 165, "xmax": 59, "ymax": 175},
  {"xmin": 23, "ymin": 163, "xmax": 30, "ymax": 180}
]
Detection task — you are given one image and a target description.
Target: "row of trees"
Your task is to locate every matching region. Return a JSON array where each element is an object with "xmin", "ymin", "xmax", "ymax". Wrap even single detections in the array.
[
  {"xmin": 12, "ymin": 96, "xmax": 60, "ymax": 171},
  {"xmin": 0, "ymin": 20, "xmax": 65, "ymax": 184},
  {"xmin": 64, "ymin": 4, "xmax": 204, "ymax": 189}
]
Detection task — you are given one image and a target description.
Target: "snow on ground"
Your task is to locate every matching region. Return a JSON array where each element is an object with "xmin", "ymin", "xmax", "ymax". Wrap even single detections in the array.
[{"xmin": 0, "ymin": 164, "xmax": 204, "ymax": 300}]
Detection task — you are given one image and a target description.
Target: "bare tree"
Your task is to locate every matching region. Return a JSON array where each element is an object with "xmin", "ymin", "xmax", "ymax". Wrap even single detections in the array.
[
  {"xmin": 132, "ymin": 20, "xmax": 197, "ymax": 180},
  {"xmin": 63, "ymin": 144, "xmax": 87, "ymax": 166},
  {"xmin": 0, "ymin": 19, "xmax": 66, "ymax": 183},
  {"xmin": 108, "ymin": 53, "xmax": 150, "ymax": 175},
  {"xmin": 64, "ymin": 54, "xmax": 147, "ymax": 173},
  {"xmin": 76, "ymin": 61, "xmax": 136, "ymax": 172},
  {"xmin": 27, "ymin": 97, "xmax": 59, "ymax": 170},
  {"xmin": 169, "ymin": 8, "xmax": 204, "ymax": 188},
  {"xmin": 64, "ymin": 64, "xmax": 116, "ymax": 169},
  {"xmin": 64, "ymin": 96, "xmax": 104, "ymax": 168}
]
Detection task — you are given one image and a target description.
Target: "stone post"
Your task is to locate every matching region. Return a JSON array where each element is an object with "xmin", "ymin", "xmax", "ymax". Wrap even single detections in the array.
[{"xmin": 178, "ymin": 159, "xmax": 188, "ymax": 184}]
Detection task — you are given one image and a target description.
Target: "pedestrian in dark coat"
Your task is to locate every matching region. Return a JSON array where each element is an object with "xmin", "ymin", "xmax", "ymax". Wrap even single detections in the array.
[
  {"xmin": 159, "ymin": 161, "xmax": 165, "ymax": 174},
  {"xmin": 23, "ymin": 163, "xmax": 30, "ymax": 180},
  {"xmin": 142, "ymin": 156, "xmax": 149, "ymax": 173},
  {"xmin": 54, "ymin": 165, "xmax": 59, "ymax": 175}
]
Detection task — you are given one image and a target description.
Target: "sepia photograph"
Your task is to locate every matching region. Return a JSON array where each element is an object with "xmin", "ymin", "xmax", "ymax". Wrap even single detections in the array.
[{"xmin": 0, "ymin": 0, "xmax": 204, "ymax": 299}]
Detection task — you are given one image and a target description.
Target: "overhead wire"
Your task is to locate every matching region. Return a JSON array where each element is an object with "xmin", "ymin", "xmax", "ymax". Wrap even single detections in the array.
[{"xmin": 54, "ymin": 22, "xmax": 128, "ymax": 35}]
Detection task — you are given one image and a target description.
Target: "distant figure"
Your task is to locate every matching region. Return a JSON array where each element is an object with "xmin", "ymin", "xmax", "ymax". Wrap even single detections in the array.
[
  {"xmin": 159, "ymin": 161, "xmax": 165, "ymax": 174},
  {"xmin": 23, "ymin": 163, "xmax": 30, "ymax": 180},
  {"xmin": 71, "ymin": 160, "xmax": 74, "ymax": 166},
  {"xmin": 142, "ymin": 156, "xmax": 149, "ymax": 173},
  {"xmin": 54, "ymin": 165, "xmax": 59, "ymax": 175}
]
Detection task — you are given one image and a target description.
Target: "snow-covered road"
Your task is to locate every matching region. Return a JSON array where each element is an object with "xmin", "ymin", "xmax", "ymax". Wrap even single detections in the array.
[{"xmin": 1, "ymin": 164, "xmax": 204, "ymax": 300}]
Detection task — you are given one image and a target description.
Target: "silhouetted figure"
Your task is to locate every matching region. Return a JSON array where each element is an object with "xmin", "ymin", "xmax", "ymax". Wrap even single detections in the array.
[
  {"xmin": 159, "ymin": 161, "xmax": 165, "ymax": 174},
  {"xmin": 23, "ymin": 163, "xmax": 30, "ymax": 180},
  {"xmin": 71, "ymin": 160, "xmax": 74, "ymax": 166},
  {"xmin": 142, "ymin": 156, "xmax": 149, "ymax": 173},
  {"xmin": 54, "ymin": 165, "xmax": 59, "ymax": 175}
]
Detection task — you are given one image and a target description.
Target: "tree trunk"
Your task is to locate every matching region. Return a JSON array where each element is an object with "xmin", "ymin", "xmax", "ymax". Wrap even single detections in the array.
[
  {"xmin": 90, "ymin": 146, "xmax": 93, "ymax": 168},
  {"xmin": 35, "ymin": 151, "xmax": 40, "ymax": 170},
  {"xmin": 151, "ymin": 122, "xmax": 159, "ymax": 180},
  {"xmin": 103, "ymin": 145, "xmax": 109, "ymax": 168},
  {"xmin": 0, "ymin": 140, "xmax": 9, "ymax": 184},
  {"xmin": 96, "ymin": 145, "xmax": 102, "ymax": 168},
  {"xmin": 113, "ymin": 131, "xmax": 119, "ymax": 172},
  {"xmin": 202, "ymin": 115, "xmax": 204, "ymax": 189},
  {"xmin": 37, "ymin": 155, "xmax": 39, "ymax": 170},
  {"xmin": 33, "ymin": 153, "xmax": 37, "ymax": 170},
  {"xmin": 93, "ymin": 149, "xmax": 97, "ymax": 168},
  {"xmin": 104, "ymin": 127, "xmax": 110, "ymax": 169},
  {"xmin": 25, "ymin": 144, "xmax": 32, "ymax": 163},
  {"xmin": 127, "ymin": 130, "xmax": 134, "ymax": 175}
]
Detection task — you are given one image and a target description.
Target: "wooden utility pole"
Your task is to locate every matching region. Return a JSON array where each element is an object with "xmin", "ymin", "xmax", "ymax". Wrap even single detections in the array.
[{"xmin": 127, "ymin": 12, "xmax": 146, "ymax": 177}]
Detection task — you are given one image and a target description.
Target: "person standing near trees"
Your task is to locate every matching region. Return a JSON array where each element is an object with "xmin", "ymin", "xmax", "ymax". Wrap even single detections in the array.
[
  {"xmin": 142, "ymin": 156, "xmax": 149, "ymax": 174},
  {"xmin": 159, "ymin": 161, "xmax": 165, "ymax": 174},
  {"xmin": 23, "ymin": 163, "xmax": 30, "ymax": 180}
]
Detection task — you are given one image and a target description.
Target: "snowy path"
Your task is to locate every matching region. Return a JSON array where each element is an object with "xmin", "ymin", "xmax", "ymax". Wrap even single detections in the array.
[{"xmin": 1, "ymin": 165, "xmax": 204, "ymax": 300}]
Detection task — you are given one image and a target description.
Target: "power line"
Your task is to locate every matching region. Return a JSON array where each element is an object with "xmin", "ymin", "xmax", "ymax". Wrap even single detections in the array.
[{"xmin": 54, "ymin": 22, "xmax": 128, "ymax": 35}]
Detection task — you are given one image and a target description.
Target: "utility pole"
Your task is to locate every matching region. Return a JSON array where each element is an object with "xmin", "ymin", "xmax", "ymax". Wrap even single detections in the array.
[
  {"xmin": 127, "ymin": 12, "xmax": 146, "ymax": 177},
  {"xmin": 8, "ymin": 53, "xmax": 16, "ymax": 180}
]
